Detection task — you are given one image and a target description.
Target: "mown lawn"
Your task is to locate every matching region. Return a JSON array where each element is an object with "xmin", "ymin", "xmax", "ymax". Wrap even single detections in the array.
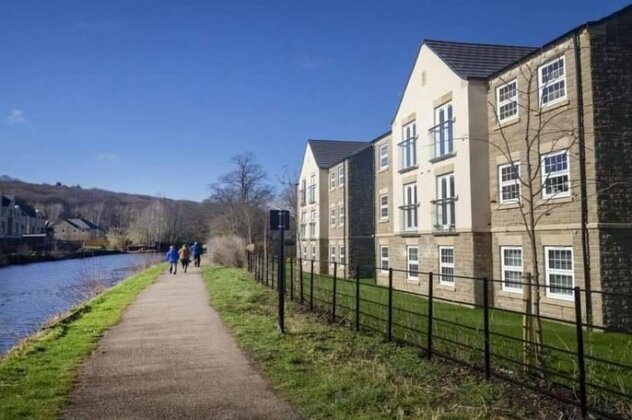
[
  {"xmin": 279, "ymin": 268, "xmax": 632, "ymax": 416},
  {"xmin": 203, "ymin": 265, "xmax": 582, "ymax": 419},
  {"xmin": 0, "ymin": 264, "xmax": 164, "ymax": 420}
]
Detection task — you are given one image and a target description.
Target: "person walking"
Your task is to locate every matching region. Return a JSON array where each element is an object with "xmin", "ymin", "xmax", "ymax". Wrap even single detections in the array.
[
  {"xmin": 179, "ymin": 244, "xmax": 191, "ymax": 273},
  {"xmin": 191, "ymin": 241, "xmax": 202, "ymax": 267},
  {"xmin": 166, "ymin": 245, "xmax": 179, "ymax": 275}
]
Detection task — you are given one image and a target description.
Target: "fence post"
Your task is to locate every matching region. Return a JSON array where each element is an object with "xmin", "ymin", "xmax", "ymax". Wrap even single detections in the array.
[
  {"xmin": 355, "ymin": 265, "xmax": 360, "ymax": 332},
  {"xmin": 265, "ymin": 255, "xmax": 269, "ymax": 286},
  {"xmin": 427, "ymin": 272, "xmax": 434, "ymax": 360},
  {"xmin": 310, "ymin": 259, "xmax": 314, "ymax": 311},
  {"xmin": 290, "ymin": 257, "xmax": 294, "ymax": 301},
  {"xmin": 299, "ymin": 258, "xmax": 304, "ymax": 305},
  {"xmin": 574, "ymin": 287, "xmax": 588, "ymax": 417},
  {"xmin": 483, "ymin": 276, "xmax": 491, "ymax": 379},
  {"xmin": 388, "ymin": 268, "xmax": 393, "ymax": 341},
  {"xmin": 332, "ymin": 262, "xmax": 337, "ymax": 321}
]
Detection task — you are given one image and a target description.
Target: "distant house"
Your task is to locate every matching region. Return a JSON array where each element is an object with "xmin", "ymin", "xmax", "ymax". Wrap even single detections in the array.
[
  {"xmin": 0, "ymin": 195, "xmax": 47, "ymax": 238},
  {"xmin": 54, "ymin": 218, "xmax": 105, "ymax": 242}
]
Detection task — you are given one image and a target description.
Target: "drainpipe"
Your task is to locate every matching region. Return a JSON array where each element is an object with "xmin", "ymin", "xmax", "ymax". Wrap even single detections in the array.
[
  {"xmin": 343, "ymin": 161, "xmax": 348, "ymax": 279},
  {"xmin": 573, "ymin": 30, "xmax": 592, "ymax": 325}
]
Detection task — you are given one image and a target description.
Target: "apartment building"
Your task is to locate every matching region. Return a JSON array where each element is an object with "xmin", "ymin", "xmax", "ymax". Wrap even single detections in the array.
[
  {"xmin": 0, "ymin": 195, "xmax": 47, "ymax": 239},
  {"xmin": 488, "ymin": 5, "xmax": 632, "ymax": 327},
  {"xmin": 373, "ymin": 131, "xmax": 396, "ymax": 280},
  {"xmin": 384, "ymin": 40, "xmax": 534, "ymax": 304},
  {"xmin": 297, "ymin": 139, "xmax": 371, "ymax": 274}
]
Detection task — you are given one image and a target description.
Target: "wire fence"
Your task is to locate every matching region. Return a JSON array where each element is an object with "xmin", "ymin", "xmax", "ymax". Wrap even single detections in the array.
[{"xmin": 246, "ymin": 252, "xmax": 632, "ymax": 419}]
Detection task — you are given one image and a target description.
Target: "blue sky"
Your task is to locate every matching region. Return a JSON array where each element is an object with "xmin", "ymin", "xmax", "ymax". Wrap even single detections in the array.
[{"xmin": 1, "ymin": 0, "xmax": 628, "ymax": 201}]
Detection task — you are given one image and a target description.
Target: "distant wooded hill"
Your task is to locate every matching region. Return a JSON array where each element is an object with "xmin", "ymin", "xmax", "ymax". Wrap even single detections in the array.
[{"xmin": 0, "ymin": 176, "xmax": 212, "ymax": 245}]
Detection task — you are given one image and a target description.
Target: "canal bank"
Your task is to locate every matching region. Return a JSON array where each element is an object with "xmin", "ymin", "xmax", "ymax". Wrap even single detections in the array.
[
  {"xmin": 0, "ymin": 264, "xmax": 164, "ymax": 419},
  {"xmin": 0, "ymin": 249, "xmax": 123, "ymax": 268}
]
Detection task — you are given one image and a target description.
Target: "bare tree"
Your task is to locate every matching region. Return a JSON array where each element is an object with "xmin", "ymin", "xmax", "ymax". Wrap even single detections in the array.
[{"xmin": 208, "ymin": 153, "xmax": 273, "ymax": 244}]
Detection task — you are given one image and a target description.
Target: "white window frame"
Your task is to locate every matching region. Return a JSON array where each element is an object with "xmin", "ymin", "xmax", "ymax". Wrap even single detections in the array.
[
  {"xmin": 308, "ymin": 174, "xmax": 316, "ymax": 203},
  {"xmin": 496, "ymin": 79, "xmax": 518, "ymax": 122},
  {"xmin": 309, "ymin": 210, "xmax": 316, "ymax": 237},
  {"xmin": 538, "ymin": 56, "xmax": 566, "ymax": 107},
  {"xmin": 379, "ymin": 144, "xmax": 389, "ymax": 170},
  {"xmin": 407, "ymin": 246, "xmax": 419, "ymax": 281},
  {"xmin": 330, "ymin": 246, "xmax": 336, "ymax": 264},
  {"xmin": 545, "ymin": 246, "xmax": 574, "ymax": 300},
  {"xmin": 339, "ymin": 245, "xmax": 345, "ymax": 265},
  {"xmin": 438, "ymin": 246, "xmax": 454, "ymax": 285},
  {"xmin": 432, "ymin": 102, "xmax": 454, "ymax": 159},
  {"xmin": 379, "ymin": 194, "xmax": 389, "ymax": 221},
  {"xmin": 399, "ymin": 120, "xmax": 417, "ymax": 170},
  {"xmin": 330, "ymin": 171, "xmax": 336, "ymax": 190},
  {"xmin": 501, "ymin": 246, "xmax": 523, "ymax": 293},
  {"xmin": 380, "ymin": 245, "xmax": 389, "ymax": 273},
  {"xmin": 435, "ymin": 173, "xmax": 455, "ymax": 231},
  {"xmin": 311, "ymin": 244, "xmax": 316, "ymax": 260},
  {"xmin": 330, "ymin": 207, "xmax": 336, "ymax": 227},
  {"xmin": 339, "ymin": 205, "xmax": 344, "ymax": 226},
  {"xmin": 403, "ymin": 183, "xmax": 418, "ymax": 232},
  {"xmin": 498, "ymin": 162, "xmax": 521, "ymax": 204},
  {"xmin": 541, "ymin": 150, "xmax": 570, "ymax": 199},
  {"xmin": 338, "ymin": 165, "xmax": 344, "ymax": 187}
]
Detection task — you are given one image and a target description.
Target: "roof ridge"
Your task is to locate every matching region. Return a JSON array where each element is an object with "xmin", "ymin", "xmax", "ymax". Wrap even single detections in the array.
[{"xmin": 424, "ymin": 38, "xmax": 536, "ymax": 50}]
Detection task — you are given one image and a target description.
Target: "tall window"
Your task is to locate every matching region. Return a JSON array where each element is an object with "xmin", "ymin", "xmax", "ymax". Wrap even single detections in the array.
[
  {"xmin": 434, "ymin": 174, "xmax": 455, "ymax": 231},
  {"xmin": 431, "ymin": 102, "xmax": 454, "ymax": 159},
  {"xmin": 399, "ymin": 121, "xmax": 417, "ymax": 170},
  {"xmin": 300, "ymin": 179, "xmax": 306, "ymax": 206},
  {"xmin": 407, "ymin": 246, "xmax": 419, "ymax": 280},
  {"xmin": 539, "ymin": 56, "xmax": 566, "ymax": 107},
  {"xmin": 496, "ymin": 80, "xmax": 518, "ymax": 122},
  {"xmin": 330, "ymin": 171, "xmax": 336, "ymax": 189},
  {"xmin": 308, "ymin": 174, "xmax": 316, "ymax": 203},
  {"xmin": 309, "ymin": 210, "xmax": 316, "ymax": 237},
  {"xmin": 379, "ymin": 144, "xmax": 389, "ymax": 170},
  {"xmin": 379, "ymin": 194, "xmax": 389, "ymax": 220},
  {"xmin": 300, "ymin": 211, "xmax": 306, "ymax": 237},
  {"xmin": 338, "ymin": 165, "xmax": 345, "ymax": 187},
  {"xmin": 501, "ymin": 247, "xmax": 523, "ymax": 292},
  {"xmin": 380, "ymin": 246, "xmax": 389, "ymax": 273},
  {"xmin": 330, "ymin": 208, "xmax": 336, "ymax": 227},
  {"xmin": 402, "ymin": 183, "xmax": 418, "ymax": 231},
  {"xmin": 542, "ymin": 150, "xmax": 570, "ymax": 199},
  {"xmin": 499, "ymin": 163, "xmax": 520, "ymax": 203},
  {"xmin": 545, "ymin": 247, "xmax": 574, "ymax": 299},
  {"xmin": 339, "ymin": 205, "xmax": 344, "ymax": 226},
  {"xmin": 311, "ymin": 244, "xmax": 316, "ymax": 260},
  {"xmin": 339, "ymin": 246, "xmax": 345, "ymax": 265},
  {"xmin": 439, "ymin": 246, "xmax": 454, "ymax": 285},
  {"xmin": 330, "ymin": 246, "xmax": 336, "ymax": 264}
]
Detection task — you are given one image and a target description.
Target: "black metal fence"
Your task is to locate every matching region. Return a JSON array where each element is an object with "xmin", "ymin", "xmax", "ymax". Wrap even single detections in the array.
[{"xmin": 246, "ymin": 253, "xmax": 632, "ymax": 419}]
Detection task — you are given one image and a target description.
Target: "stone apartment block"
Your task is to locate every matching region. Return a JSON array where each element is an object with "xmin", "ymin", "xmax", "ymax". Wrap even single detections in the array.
[
  {"xmin": 382, "ymin": 40, "xmax": 534, "ymax": 305},
  {"xmin": 488, "ymin": 5, "xmax": 632, "ymax": 327},
  {"xmin": 0, "ymin": 195, "xmax": 47, "ymax": 239},
  {"xmin": 297, "ymin": 140, "xmax": 372, "ymax": 275}
]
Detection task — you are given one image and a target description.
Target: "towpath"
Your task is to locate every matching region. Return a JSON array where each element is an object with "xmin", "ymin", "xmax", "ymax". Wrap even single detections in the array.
[{"xmin": 64, "ymin": 265, "xmax": 300, "ymax": 420}]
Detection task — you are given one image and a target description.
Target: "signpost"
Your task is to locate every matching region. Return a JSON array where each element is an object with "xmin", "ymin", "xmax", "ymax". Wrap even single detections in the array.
[{"xmin": 269, "ymin": 209, "xmax": 290, "ymax": 333}]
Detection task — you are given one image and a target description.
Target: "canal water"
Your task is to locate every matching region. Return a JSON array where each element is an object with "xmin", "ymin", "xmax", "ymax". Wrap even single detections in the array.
[{"xmin": 0, "ymin": 253, "xmax": 160, "ymax": 355}]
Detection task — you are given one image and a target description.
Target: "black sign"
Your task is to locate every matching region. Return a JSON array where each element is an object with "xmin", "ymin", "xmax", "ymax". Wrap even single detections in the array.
[{"xmin": 269, "ymin": 209, "xmax": 290, "ymax": 231}]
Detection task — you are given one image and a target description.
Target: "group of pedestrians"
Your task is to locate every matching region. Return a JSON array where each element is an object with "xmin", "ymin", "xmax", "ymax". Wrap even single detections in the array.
[{"xmin": 166, "ymin": 242, "xmax": 202, "ymax": 275}]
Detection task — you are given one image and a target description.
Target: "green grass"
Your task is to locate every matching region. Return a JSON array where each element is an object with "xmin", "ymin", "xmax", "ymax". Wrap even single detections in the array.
[
  {"xmin": 273, "ymin": 267, "xmax": 632, "ymax": 416},
  {"xmin": 203, "ymin": 266, "xmax": 582, "ymax": 419},
  {"xmin": 0, "ymin": 264, "xmax": 165, "ymax": 420}
]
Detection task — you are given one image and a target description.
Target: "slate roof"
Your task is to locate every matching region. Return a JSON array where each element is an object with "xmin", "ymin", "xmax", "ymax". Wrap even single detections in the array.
[
  {"xmin": 424, "ymin": 40, "xmax": 536, "ymax": 79},
  {"xmin": 66, "ymin": 218, "xmax": 100, "ymax": 230},
  {"xmin": 308, "ymin": 139, "xmax": 371, "ymax": 168},
  {"xmin": 16, "ymin": 201, "xmax": 38, "ymax": 218},
  {"xmin": 1, "ymin": 195, "xmax": 12, "ymax": 207}
]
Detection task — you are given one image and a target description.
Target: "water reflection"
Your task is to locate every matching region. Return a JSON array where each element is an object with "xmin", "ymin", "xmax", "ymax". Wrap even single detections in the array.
[{"xmin": 0, "ymin": 253, "xmax": 161, "ymax": 355}]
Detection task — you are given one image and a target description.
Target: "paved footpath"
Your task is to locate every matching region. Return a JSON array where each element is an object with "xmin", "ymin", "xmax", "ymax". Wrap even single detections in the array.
[{"xmin": 64, "ymin": 265, "xmax": 300, "ymax": 420}]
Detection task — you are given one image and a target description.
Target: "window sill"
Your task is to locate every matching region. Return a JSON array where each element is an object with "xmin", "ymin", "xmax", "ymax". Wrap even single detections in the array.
[
  {"xmin": 537, "ymin": 98, "xmax": 570, "ymax": 115},
  {"xmin": 398, "ymin": 165, "xmax": 419, "ymax": 174},
  {"xmin": 496, "ymin": 201, "xmax": 521, "ymax": 210},
  {"xmin": 378, "ymin": 167, "xmax": 389, "ymax": 173},
  {"xmin": 432, "ymin": 229, "xmax": 458, "ymax": 237},
  {"xmin": 539, "ymin": 195, "xmax": 573, "ymax": 204},
  {"xmin": 429, "ymin": 152, "xmax": 456, "ymax": 164},
  {"xmin": 406, "ymin": 278, "xmax": 420, "ymax": 284},
  {"xmin": 499, "ymin": 288, "xmax": 523, "ymax": 296},
  {"xmin": 400, "ymin": 231, "xmax": 420, "ymax": 237},
  {"xmin": 493, "ymin": 117, "xmax": 520, "ymax": 131},
  {"xmin": 378, "ymin": 219, "xmax": 390, "ymax": 223},
  {"xmin": 437, "ymin": 283, "xmax": 456, "ymax": 291},
  {"xmin": 542, "ymin": 294, "xmax": 575, "ymax": 305}
]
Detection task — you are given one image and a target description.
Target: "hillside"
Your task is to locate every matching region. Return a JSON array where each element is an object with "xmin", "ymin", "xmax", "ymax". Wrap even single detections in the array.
[{"xmin": 0, "ymin": 176, "xmax": 212, "ymax": 243}]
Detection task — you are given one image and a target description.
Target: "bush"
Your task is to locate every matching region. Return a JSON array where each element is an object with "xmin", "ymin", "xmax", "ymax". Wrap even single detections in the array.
[{"xmin": 206, "ymin": 235, "xmax": 247, "ymax": 267}]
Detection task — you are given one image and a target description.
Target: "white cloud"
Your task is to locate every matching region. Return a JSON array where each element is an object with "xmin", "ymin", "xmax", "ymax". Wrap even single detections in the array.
[
  {"xmin": 96, "ymin": 153, "xmax": 121, "ymax": 164},
  {"xmin": 5, "ymin": 109, "xmax": 28, "ymax": 125}
]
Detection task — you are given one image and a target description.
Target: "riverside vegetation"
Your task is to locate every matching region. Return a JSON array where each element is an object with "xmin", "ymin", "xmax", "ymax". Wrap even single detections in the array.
[
  {"xmin": 203, "ymin": 266, "xmax": 578, "ymax": 419},
  {"xmin": 0, "ymin": 264, "xmax": 164, "ymax": 420}
]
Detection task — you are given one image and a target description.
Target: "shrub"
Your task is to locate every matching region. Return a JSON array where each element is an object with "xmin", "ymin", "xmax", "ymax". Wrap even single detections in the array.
[{"xmin": 206, "ymin": 235, "xmax": 247, "ymax": 267}]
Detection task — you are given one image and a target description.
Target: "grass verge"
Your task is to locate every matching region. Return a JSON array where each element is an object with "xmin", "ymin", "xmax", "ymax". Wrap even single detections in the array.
[
  {"xmin": 0, "ymin": 264, "xmax": 165, "ymax": 420},
  {"xmin": 203, "ymin": 266, "xmax": 577, "ymax": 419}
]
